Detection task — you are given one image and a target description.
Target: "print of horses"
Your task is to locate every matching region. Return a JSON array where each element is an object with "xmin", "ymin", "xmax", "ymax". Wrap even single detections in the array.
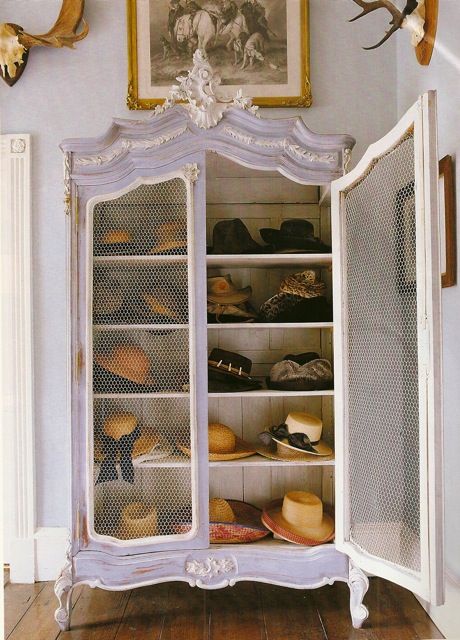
[
  {"xmin": 174, "ymin": 10, "xmax": 216, "ymax": 53},
  {"xmin": 219, "ymin": 12, "xmax": 249, "ymax": 54}
]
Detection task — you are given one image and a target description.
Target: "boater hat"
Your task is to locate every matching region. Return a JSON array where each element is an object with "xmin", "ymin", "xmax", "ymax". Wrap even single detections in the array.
[
  {"xmin": 207, "ymin": 275, "xmax": 252, "ymax": 305},
  {"xmin": 262, "ymin": 491, "xmax": 335, "ymax": 545},
  {"xmin": 94, "ymin": 344, "xmax": 156, "ymax": 386},
  {"xmin": 179, "ymin": 423, "xmax": 255, "ymax": 461}
]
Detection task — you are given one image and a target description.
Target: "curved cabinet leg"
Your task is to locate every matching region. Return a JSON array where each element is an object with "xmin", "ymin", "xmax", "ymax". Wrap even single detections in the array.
[
  {"xmin": 54, "ymin": 547, "xmax": 73, "ymax": 631},
  {"xmin": 348, "ymin": 559, "xmax": 369, "ymax": 629}
]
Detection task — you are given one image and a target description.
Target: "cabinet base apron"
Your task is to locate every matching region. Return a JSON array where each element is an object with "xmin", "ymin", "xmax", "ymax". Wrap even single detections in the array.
[{"xmin": 54, "ymin": 544, "xmax": 369, "ymax": 631}]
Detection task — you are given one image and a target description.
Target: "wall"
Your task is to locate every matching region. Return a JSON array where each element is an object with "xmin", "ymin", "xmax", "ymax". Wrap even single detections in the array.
[
  {"xmin": 0, "ymin": 0, "xmax": 397, "ymax": 555},
  {"xmin": 397, "ymin": 2, "xmax": 460, "ymax": 637}
]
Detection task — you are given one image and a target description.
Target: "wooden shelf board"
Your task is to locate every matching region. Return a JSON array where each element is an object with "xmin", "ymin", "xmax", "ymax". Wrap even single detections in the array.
[
  {"xmin": 93, "ymin": 255, "xmax": 188, "ymax": 264},
  {"xmin": 93, "ymin": 324, "xmax": 189, "ymax": 330},
  {"xmin": 93, "ymin": 392, "xmax": 190, "ymax": 399},
  {"xmin": 210, "ymin": 538, "xmax": 336, "ymax": 551},
  {"xmin": 207, "ymin": 254, "xmax": 332, "ymax": 268},
  {"xmin": 208, "ymin": 388, "xmax": 334, "ymax": 398},
  {"xmin": 208, "ymin": 322, "xmax": 333, "ymax": 330}
]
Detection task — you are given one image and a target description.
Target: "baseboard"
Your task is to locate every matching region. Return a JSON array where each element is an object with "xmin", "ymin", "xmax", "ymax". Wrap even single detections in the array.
[
  {"xmin": 416, "ymin": 572, "xmax": 460, "ymax": 639},
  {"xmin": 34, "ymin": 527, "xmax": 69, "ymax": 582}
]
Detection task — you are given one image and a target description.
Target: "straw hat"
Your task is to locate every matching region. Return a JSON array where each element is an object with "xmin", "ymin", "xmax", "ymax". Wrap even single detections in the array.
[
  {"xmin": 150, "ymin": 221, "xmax": 188, "ymax": 254},
  {"xmin": 132, "ymin": 428, "xmax": 160, "ymax": 458},
  {"xmin": 178, "ymin": 423, "xmax": 255, "ymax": 461},
  {"xmin": 103, "ymin": 412, "xmax": 138, "ymax": 440},
  {"xmin": 118, "ymin": 502, "xmax": 158, "ymax": 540},
  {"xmin": 94, "ymin": 344, "xmax": 156, "ymax": 386},
  {"xmin": 272, "ymin": 413, "xmax": 333, "ymax": 457},
  {"xmin": 262, "ymin": 491, "xmax": 334, "ymax": 545},
  {"xmin": 142, "ymin": 294, "xmax": 180, "ymax": 320},
  {"xmin": 174, "ymin": 499, "xmax": 269, "ymax": 543},
  {"xmin": 102, "ymin": 229, "xmax": 133, "ymax": 245},
  {"xmin": 207, "ymin": 275, "xmax": 252, "ymax": 306}
]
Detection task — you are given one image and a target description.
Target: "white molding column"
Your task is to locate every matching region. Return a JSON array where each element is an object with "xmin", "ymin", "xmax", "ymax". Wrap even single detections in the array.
[{"xmin": 1, "ymin": 134, "xmax": 36, "ymax": 583}]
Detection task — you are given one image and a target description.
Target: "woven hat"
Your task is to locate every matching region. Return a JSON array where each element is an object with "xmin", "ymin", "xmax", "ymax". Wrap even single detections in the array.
[
  {"xmin": 208, "ymin": 219, "xmax": 266, "ymax": 254},
  {"xmin": 268, "ymin": 358, "xmax": 333, "ymax": 391},
  {"xmin": 208, "ymin": 348, "xmax": 262, "ymax": 391},
  {"xmin": 179, "ymin": 423, "xmax": 255, "ymax": 460},
  {"xmin": 271, "ymin": 413, "xmax": 332, "ymax": 457},
  {"xmin": 207, "ymin": 275, "xmax": 252, "ymax": 305},
  {"xmin": 118, "ymin": 502, "xmax": 158, "ymax": 540},
  {"xmin": 259, "ymin": 219, "xmax": 331, "ymax": 253},
  {"xmin": 209, "ymin": 499, "xmax": 270, "ymax": 543},
  {"xmin": 256, "ymin": 441, "xmax": 333, "ymax": 463},
  {"xmin": 102, "ymin": 229, "xmax": 133, "ymax": 245},
  {"xmin": 94, "ymin": 425, "xmax": 160, "ymax": 462},
  {"xmin": 142, "ymin": 293, "xmax": 181, "ymax": 320},
  {"xmin": 262, "ymin": 492, "xmax": 334, "ymax": 545},
  {"xmin": 150, "ymin": 221, "xmax": 188, "ymax": 255},
  {"xmin": 94, "ymin": 344, "xmax": 156, "ymax": 386}
]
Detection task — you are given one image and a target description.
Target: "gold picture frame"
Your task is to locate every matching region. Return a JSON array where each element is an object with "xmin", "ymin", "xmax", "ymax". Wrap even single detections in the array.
[{"xmin": 127, "ymin": 0, "xmax": 310, "ymax": 110}]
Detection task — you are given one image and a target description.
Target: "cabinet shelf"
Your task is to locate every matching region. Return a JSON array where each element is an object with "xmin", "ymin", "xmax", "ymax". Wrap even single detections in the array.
[
  {"xmin": 93, "ymin": 324, "xmax": 189, "ymax": 331},
  {"xmin": 207, "ymin": 254, "xmax": 332, "ymax": 268},
  {"xmin": 93, "ymin": 255, "xmax": 188, "ymax": 264},
  {"xmin": 208, "ymin": 386, "xmax": 334, "ymax": 398},
  {"xmin": 93, "ymin": 392, "xmax": 190, "ymax": 399},
  {"xmin": 208, "ymin": 322, "xmax": 333, "ymax": 330},
  {"xmin": 95, "ymin": 453, "xmax": 335, "ymax": 469}
]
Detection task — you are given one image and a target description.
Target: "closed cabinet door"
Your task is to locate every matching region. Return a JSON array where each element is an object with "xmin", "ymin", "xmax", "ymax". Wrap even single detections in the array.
[
  {"xmin": 332, "ymin": 92, "xmax": 443, "ymax": 604},
  {"xmin": 73, "ymin": 160, "xmax": 209, "ymax": 555}
]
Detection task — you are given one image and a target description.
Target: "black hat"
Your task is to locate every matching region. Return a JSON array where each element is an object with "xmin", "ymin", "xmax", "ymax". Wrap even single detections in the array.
[
  {"xmin": 208, "ymin": 219, "xmax": 268, "ymax": 254},
  {"xmin": 208, "ymin": 348, "xmax": 262, "ymax": 392},
  {"xmin": 259, "ymin": 219, "xmax": 331, "ymax": 253},
  {"xmin": 259, "ymin": 296, "xmax": 333, "ymax": 323}
]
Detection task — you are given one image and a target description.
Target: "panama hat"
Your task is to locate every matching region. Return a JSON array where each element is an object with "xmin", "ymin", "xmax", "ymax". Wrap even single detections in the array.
[
  {"xmin": 270, "ymin": 412, "xmax": 332, "ymax": 457},
  {"xmin": 259, "ymin": 219, "xmax": 331, "ymax": 254},
  {"xmin": 262, "ymin": 491, "xmax": 334, "ymax": 545},
  {"xmin": 207, "ymin": 275, "xmax": 252, "ymax": 305},
  {"xmin": 173, "ymin": 499, "xmax": 270, "ymax": 543},
  {"xmin": 118, "ymin": 502, "xmax": 158, "ymax": 540},
  {"xmin": 94, "ymin": 344, "xmax": 156, "ymax": 388},
  {"xmin": 179, "ymin": 423, "xmax": 255, "ymax": 461}
]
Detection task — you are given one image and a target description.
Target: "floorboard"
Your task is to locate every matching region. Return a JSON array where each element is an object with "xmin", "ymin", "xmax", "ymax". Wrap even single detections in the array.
[{"xmin": 4, "ymin": 573, "xmax": 444, "ymax": 640}]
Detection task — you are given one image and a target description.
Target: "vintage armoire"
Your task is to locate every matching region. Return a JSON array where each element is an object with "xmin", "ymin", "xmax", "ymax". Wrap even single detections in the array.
[{"xmin": 55, "ymin": 52, "xmax": 443, "ymax": 630}]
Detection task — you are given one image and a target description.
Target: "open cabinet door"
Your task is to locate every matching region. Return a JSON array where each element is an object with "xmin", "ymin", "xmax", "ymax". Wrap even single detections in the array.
[{"xmin": 332, "ymin": 92, "xmax": 443, "ymax": 604}]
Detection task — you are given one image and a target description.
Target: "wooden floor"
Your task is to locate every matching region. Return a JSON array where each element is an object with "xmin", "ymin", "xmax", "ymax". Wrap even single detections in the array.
[{"xmin": 4, "ymin": 570, "xmax": 443, "ymax": 640}]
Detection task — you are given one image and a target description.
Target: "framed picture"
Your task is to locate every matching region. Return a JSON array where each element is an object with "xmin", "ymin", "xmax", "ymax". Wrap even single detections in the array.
[
  {"xmin": 127, "ymin": 0, "xmax": 310, "ymax": 109},
  {"xmin": 439, "ymin": 155, "xmax": 456, "ymax": 288}
]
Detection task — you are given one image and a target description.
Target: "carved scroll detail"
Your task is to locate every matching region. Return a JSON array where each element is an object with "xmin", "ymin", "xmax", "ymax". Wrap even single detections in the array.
[
  {"xmin": 185, "ymin": 557, "xmax": 236, "ymax": 580},
  {"xmin": 348, "ymin": 560, "xmax": 370, "ymax": 629},
  {"xmin": 54, "ymin": 542, "xmax": 73, "ymax": 631},
  {"xmin": 223, "ymin": 126, "xmax": 337, "ymax": 164}
]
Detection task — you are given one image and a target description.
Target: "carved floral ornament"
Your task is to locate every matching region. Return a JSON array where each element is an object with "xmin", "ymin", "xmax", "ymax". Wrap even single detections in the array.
[{"xmin": 185, "ymin": 556, "xmax": 236, "ymax": 580}]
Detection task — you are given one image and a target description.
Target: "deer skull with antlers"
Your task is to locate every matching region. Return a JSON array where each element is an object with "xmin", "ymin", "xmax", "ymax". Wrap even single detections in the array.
[
  {"xmin": 350, "ymin": 0, "xmax": 426, "ymax": 50},
  {"xmin": 0, "ymin": 0, "xmax": 89, "ymax": 86}
]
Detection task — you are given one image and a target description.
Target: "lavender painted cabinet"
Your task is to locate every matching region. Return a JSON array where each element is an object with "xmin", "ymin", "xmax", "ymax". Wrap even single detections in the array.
[{"xmin": 55, "ymin": 55, "xmax": 443, "ymax": 632}]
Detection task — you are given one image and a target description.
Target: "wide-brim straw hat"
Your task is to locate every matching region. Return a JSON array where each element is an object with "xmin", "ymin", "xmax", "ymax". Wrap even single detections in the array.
[
  {"xmin": 94, "ymin": 426, "xmax": 160, "ymax": 462},
  {"xmin": 262, "ymin": 492, "xmax": 334, "ymax": 546},
  {"xmin": 118, "ymin": 502, "xmax": 158, "ymax": 540},
  {"xmin": 103, "ymin": 412, "xmax": 138, "ymax": 440},
  {"xmin": 173, "ymin": 499, "xmax": 270, "ymax": 543},
  {"xmin": 143, "ymin": 294, "xmax": 181, "ymax": 320},
  {"xmin": 94, "ymin": 344, "xmax": 156, "ymax": 386},
  {"xmin": 271, "ymin": 437, "xmax": 333, "ymax": 457},
  {"xmin": 207, "ymin": 275, "xmax": 252, "ymax": 306},
  {"xmin": 179, "ymin": 423, "xmax": 255, "ymax": 461},
  {"xmin": 256, "ymin": 440, "xmax": 334, "ymax": 462},
  {"xmin": 149, "ymin": 221, "xmax": 188, "ymax": 255}
]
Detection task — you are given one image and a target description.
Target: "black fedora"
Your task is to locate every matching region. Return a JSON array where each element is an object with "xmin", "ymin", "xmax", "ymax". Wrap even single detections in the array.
[
  {"xmin": 259, "ymin": 219, "xmax": 331, "ymax": 253},
  {"xmin": 208, "ymin": 219, "xmax": 268, "ymax": 254},
  {"xmin": 208, "ymin": 348, "xmax": 262, "ymax": 392}
]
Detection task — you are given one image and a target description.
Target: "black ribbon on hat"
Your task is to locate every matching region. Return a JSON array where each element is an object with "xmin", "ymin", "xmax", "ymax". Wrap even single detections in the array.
[
  {"xmin": 258, "ymin": 423, "xmax": 320, "ymax": 453},
  {"xmin": 96, "ymin": 425, "xmax": 141, "ymax": 484}
]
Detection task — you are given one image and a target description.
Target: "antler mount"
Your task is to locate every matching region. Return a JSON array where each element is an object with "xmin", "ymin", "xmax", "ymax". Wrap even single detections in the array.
[
  {"xmin": 349, "ymin": 0, "xmax": 424, "ymax": 50},
  {"xmin": 0, "ymin": 0, "xmax": 89, "ymax": 86}
]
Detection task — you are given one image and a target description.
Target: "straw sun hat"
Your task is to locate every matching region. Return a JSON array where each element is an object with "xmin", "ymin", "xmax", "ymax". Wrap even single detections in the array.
[
  {"xmin": 118, "ymin": 502, "xmax": 158, "ymax": 540},
  {"xmin": 262, "ymin": 491, "xmax": 334, "ymax": 546},
  {"xmin": 179, "ymin": 423, "xmax": 255, "ymax": 461},
  {"xmin": 94, "ymin": 344, "xmax": 156, "ymax": 386},
  {"xmin": 258, "ymin": 412, "xmax": 333, "ymax": 462}
]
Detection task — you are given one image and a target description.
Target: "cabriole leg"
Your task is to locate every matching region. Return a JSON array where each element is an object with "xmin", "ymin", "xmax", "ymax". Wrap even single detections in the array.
[
  {"xmin": 54, "ymin": 547, "xmax": 73, "ymax": 631},
  {"xmin": 348, "ymin": 559, "xmax": 369, "ymax": 629}
]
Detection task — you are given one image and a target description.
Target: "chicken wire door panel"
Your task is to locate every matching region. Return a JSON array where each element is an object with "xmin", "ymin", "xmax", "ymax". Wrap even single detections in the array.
[
  {"xmin": 83, "ymin": 166, "xmax": 209, "ymax": 554},
  {"xmin": 332, "ymin": 93, "xmax": 443, "ymax": 604}
]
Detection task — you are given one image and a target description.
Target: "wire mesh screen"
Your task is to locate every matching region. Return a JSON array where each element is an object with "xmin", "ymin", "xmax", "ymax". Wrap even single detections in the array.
[
  {"xmin": 93, "ymin": 180, "xmax": 188, "ymax": 256},
  {"xmin": 343, "ymin": 131, "xmax": 421, "ymax": 572},
  {"xmin": 90, "ymin": 177, "xmax": 196, "ymax": 543}
]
